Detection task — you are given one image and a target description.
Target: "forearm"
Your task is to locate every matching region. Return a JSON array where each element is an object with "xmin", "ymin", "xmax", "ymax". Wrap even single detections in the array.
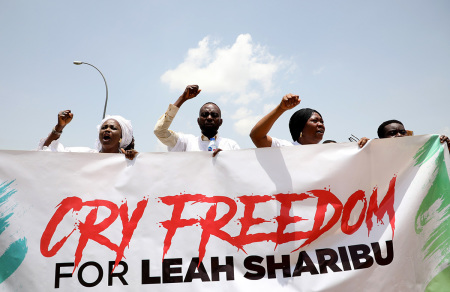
[
  {"xmin": 43, "ymin": 124, "xmax": 65, "ymax": 147},
  {"xmin": 250, "ymin": 105, "xmax": 287, "ymax": 148},
  {"xmin": 153, "ymin": 104, "xmax": 179, "ymax": 148},
  {"xmin": 173, "ymin": 94, "xmax": 188, "ymax": 108}
]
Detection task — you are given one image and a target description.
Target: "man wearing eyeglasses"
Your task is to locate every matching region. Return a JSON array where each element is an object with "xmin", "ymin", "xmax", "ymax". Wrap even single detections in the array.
[
  {"xmin": 154, "ymin": 85, "xmax": 240, "ymax": 153},
  {"xmin": 377, "ymin": 119, "xmax": 450, "ymax": 152}
]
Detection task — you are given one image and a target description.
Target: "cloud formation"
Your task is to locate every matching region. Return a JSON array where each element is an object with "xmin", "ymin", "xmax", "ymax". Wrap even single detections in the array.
[
  {"xmin": 161, "ymin": 34, "xmax": 290, "ymax": 136},
  {"xmin": 161, "ymin": 34, "xmax": 284, "ymax": 105}
]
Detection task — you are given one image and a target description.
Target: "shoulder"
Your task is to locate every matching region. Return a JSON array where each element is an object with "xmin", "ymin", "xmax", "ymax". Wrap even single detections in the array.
[
  {"xmin": 176, "ymin": 133, "xmax": 198, "ymax": 142},
  {"xmin": 169, "ymin": 133, "xmax": 198, "ymax": 152},
  {"xmin": 271, "ymin": 137, "xmax": 295, "ymax": 147}
]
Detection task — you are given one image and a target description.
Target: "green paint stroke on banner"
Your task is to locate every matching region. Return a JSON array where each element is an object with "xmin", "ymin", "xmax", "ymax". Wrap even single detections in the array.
[
  {"xmin": 0, "ymin": 238, "xmax": 28, "ymax": 283},
  {"xmin": 0, "ymin": 180, "xmax": 28, "ymax": 284},
  {"xmin": 414, "ymin": 136, "xmax": 450, "ymax": 290},
  {"xmin": 0, "ymin": 180, "xmax": 16, "ymax": 206},
  {"xmin": 425, "ymin": 266, "xmax": 450, "ymax": 292},
  {"xmin": 0, "ymin": 181, "xmax": 16, "ymax": 235},
  {"xmin": 414, "ymin": 135, "xmax": 441, "ymax": 166}
]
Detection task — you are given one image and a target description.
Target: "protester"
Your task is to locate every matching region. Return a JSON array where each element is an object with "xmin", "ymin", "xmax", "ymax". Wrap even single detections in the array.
[
  {"xmin": 377, "ymin": 119, "xmax": 409, "ymax": 139},
  {"xmin": 250, "ymin": 93, "xmax": 369, "ymax": 149},
  {"xmin": 377, "ymin": 119, "xmax": 450, "ymax": 152},
  {"xmin": 322, "ymin": 140, "xmax": 337, "ymax": 144},
  {"xmin": 38, "ymin": 110, "xmax": 138, "ymax": 160},
  {"xmin": 250, "ymin": 93, "xmax": 325, "ymax": 147},
  {"xmin": 154, "ymin": 85, "xmax": 240, "ymax": 156}
]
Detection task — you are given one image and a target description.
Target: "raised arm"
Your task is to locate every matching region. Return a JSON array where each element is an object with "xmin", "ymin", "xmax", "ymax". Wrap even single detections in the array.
[
  {"xmin": 154, "ymin": 85, "xmax": 202, "ymax": 148},
  {"xmin": 43, "ymin": 110, "xmax": 73, "ymax": 147},
  {"xmin": 250, "ymin": 94, "xmax": 300, "ymax": 148},
  {"xmin": 173, "ymin": 85, "xmax": 202, "ymax": 108}
]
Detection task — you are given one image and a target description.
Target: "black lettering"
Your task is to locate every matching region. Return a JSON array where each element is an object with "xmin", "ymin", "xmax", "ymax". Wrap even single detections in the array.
[
  {"xmin": 338, "ymin": 246, "xmax": 352, "ymax": 271},
  {"xmin": 293, "ymin": 251, "xmax": 319, "ymax": 276},
  {"xmin": 348, "ymin": 244, "xmax": 374, "ymax": 269},
  {"xmin": 372, "ymin": 240, "xmax": 394, "ymax": 266},
  {"xmin": 108, "ymin": 261, "xmax": 128, "ymax": 286},
  {"xmin": 184, "ymin": 258, "xmax": 210, "ymax": 282},
  {"xmin": 141, "ymin": 260, "xmax": 161, "ymax": 284},
  {"xmin": 243, "ymin": 255, "xmax": 265, "ymax": 280},
  {"xmin": 211, "ymin": 256, "xmax": 234, "ymax": 281},
  {"xmin": 78, "ymin": 261, "xmax": 103, "ymax": 287},
  {"xmin": 55, "ymin": 262, "xmax": 74, "ymax": 288},
  {"xmin": 162, "ymin": 258, "xmax": 183, "ymax": 283},
  {"xmin": 316, "ymin": 248, "xmax": 342, "ymax": 273},
  {"xmin": 266, "ymin": 255, "xmax": 291, "ymax": 278}
]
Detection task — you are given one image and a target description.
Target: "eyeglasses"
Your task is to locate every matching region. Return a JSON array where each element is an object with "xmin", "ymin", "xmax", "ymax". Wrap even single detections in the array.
[
  {"xmin": 348, "ymin": 134, "xmax": 360, "ymax": 142},
  {"xmin": 200, "ymin": 112, "xmax": 220, "ymax": 118},
  {"xmin": 386, "ymin": 129, "xmax": 407, "ymax": 136}
]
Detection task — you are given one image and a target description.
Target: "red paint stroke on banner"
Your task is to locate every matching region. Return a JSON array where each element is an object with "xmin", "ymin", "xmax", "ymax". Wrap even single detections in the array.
[
  {"xmin": 40, "ymin": 176, "xmax": 396, "ymax": 269},
  {"xmin": 158, "ymin": 176, "xmax": 397, "ymax": 263},
  {"xmin": 40, "ymin": 197, "xmax": 148, "ymax": 272}
]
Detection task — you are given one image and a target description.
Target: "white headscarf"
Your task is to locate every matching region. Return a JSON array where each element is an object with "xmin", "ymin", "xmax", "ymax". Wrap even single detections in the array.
[{"xmin": 96, "ymin": 115, "xmax": 133, "ymax": 151}]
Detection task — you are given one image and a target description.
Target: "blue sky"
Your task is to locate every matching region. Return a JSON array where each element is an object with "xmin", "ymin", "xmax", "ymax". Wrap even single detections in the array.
[{"xmin": 1, "ymin": 1, "xmax": 449, "ymax": 151}]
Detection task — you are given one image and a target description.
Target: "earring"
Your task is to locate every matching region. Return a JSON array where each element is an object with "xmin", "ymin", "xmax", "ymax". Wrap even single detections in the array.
[
  {"xmin": 119, "ymin": 138, "xmax": 122, "ymax": 143},
  {"xmin": 300, "ymin": 132, "xmax": 303, "ymax": 138}
]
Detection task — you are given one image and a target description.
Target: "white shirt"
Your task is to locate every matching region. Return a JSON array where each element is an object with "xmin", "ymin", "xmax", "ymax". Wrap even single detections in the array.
[
  {"xmin": 171, "ymin": 134, "xmax": 240, "ymax": 152},
  {"xmin": 37, "ymin": 138, "xmax": 98, "ymax": 153},
  {"xmin": 271, "ymin": 137, "xmax": 300, "ymax": 147},
  {"xmin": 154, "ymin": 104, "xmax": 240, "ymax": 152}
]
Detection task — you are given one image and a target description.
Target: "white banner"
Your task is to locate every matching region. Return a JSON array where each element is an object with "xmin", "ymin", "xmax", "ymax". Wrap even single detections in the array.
[{"xmin": 0, "ymin": 135, "xmax": 449, "ymax": 291}]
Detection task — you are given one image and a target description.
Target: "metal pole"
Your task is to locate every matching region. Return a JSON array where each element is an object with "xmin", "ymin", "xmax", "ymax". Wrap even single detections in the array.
[{"xmin": 73, "ymin": 61, "xmax": 109, "ymax": 119}]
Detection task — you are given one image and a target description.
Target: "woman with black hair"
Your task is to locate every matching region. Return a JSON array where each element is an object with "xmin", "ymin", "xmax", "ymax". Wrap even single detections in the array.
[
  {"xmin": 250, "ymin": 94, "xmax": 325, "ymax": 147},
  {"xmin": 250, "ymin": 94, "xmax": 369, "ymax": 148}
]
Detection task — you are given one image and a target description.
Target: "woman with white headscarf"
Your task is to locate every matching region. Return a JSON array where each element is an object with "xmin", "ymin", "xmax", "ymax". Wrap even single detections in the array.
[{"xmin": 38, "ymin": 110, "xmax": 137, "ymax": 160}]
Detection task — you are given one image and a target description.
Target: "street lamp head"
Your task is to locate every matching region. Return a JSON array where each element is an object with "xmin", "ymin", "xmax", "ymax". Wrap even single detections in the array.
[{"xmin": 72, "ymin": 60, "xmax": 108, "ymax": 119}]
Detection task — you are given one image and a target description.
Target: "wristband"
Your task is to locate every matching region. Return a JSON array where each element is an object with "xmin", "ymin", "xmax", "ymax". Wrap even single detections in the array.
[{"xmin": 52, "ymin": 127, "xmax": 63, "ymax": 136}]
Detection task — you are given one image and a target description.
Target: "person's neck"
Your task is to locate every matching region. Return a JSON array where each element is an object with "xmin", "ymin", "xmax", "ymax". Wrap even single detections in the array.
[
  {"xmin": 202, "ymin": 131, "xmax": 218, "ymax": 140},
  {"xmin": 100, "ymin": 146, "xmax": 120, "ymax": 153},
  {"xmin": 298, "ymin": 137, "xmax": 317, "ymax": 145}
]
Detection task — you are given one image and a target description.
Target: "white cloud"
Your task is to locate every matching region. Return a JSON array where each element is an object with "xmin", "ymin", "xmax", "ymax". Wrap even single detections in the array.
[
  {"xmin": 234, "ymin": 91, "xmax": 260, "ymax": 105},
  {"xmin": 263, "ymin": 103, "xmax": 278, "ymax": 114},
  {"xmin": 231, "ymin": 103, "xmax": 279, "ymax": 136},
  {"xmin": 233, "ymin": 115, "xmax": 262, "ymax": 136},
  {"xmin": 161, "ymin": 34, "xmax": 285, "ymax": 105},
  {"xmin": 161, "ymin": 34, "xmax": 293, "ymax": 137},
  {"xmin": 232, "ymin": 107, "xmax": 254, "ymax": 120}
]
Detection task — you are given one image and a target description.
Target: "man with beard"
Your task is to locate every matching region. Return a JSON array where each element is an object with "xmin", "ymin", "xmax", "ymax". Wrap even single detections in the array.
[{"xmin": 154, "ymin": 85, "xmax": 240, "ymax": 154}]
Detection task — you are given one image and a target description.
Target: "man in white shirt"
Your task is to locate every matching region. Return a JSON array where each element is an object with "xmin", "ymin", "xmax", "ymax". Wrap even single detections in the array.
[{"xmin": 154, "ymin": 85, "xmax": 240, "ymax": 154}]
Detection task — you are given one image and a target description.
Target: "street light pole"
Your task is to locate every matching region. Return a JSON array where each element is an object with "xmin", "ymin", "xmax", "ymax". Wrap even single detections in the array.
[{"xmin": 73, "ymin": 61, "xmax": 109, "ymax": 119}]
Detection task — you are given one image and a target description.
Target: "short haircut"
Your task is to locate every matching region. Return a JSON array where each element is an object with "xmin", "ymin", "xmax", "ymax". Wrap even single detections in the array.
[
  {"xmin": 199, "ymin": 102, "xmax": 221, "ymax": 117},
  {"xmin": 377, "ymin": 119, "xmax": 404, "ymax": 138},
  {"xmin": 289, "ymin": 108, "xmax": 322, "ymax": 142},
  {"xmin": 322, "ymin": 140, "xmax": 336, "ymax": 144}
]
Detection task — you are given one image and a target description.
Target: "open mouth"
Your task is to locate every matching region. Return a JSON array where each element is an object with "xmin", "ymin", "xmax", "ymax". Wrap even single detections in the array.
[{"xmin": 102, "ymin": 133, "xmax": 112, "ymax": 141}]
